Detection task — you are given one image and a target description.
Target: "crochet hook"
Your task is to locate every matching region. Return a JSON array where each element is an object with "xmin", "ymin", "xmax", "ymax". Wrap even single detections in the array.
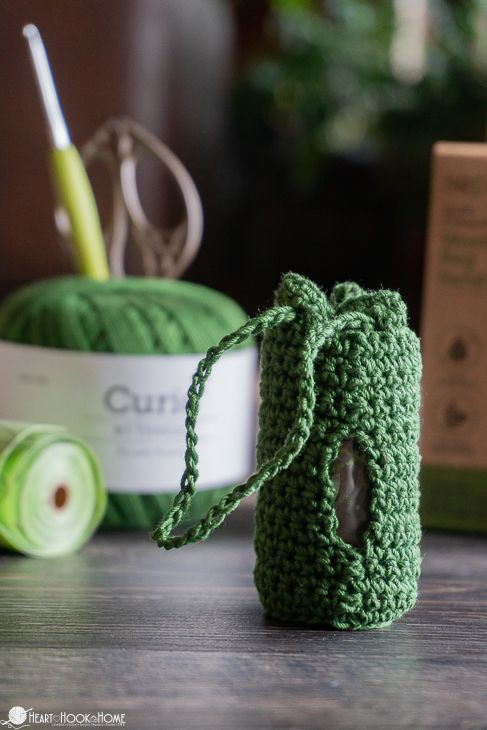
[{"xmin": 23, "ymin": 24, "xmax": 110, "ymax": 281}]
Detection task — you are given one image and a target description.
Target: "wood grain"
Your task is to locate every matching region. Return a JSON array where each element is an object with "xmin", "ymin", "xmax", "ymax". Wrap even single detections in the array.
[{"xmin": 0, "ymin": 506, "xmax": 486, "ymax": 730}]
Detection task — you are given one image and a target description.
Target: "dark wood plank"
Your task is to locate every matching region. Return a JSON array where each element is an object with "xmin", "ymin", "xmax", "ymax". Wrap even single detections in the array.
[{"xmin": 0, "ymin": 505, "xmax": 486, "ymax": 730}]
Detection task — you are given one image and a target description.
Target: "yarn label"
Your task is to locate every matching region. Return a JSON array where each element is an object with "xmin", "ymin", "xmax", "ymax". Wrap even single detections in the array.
[{"xmin": 0, "ymin": 342, "xmax": 258, "ymax": 492}]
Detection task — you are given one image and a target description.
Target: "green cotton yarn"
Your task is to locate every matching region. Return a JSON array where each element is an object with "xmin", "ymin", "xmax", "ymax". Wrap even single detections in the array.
[
  {"xmin": 0, "ymin": 276, "xmax": 250, "ymax": 529},
  {"xmin": 152, "ymin": 273, "xmax": 422, "ymax": 630}
]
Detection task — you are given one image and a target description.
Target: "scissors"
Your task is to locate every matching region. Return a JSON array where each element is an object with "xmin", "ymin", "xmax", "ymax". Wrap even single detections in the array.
[{"xmin": 58, "ymin": 117, "xmax": 203, "ymax": 278}]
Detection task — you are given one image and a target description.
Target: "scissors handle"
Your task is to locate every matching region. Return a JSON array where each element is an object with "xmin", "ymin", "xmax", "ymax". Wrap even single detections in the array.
[{"xmin": 78, "ymin": 117, "xmax": 203, "ymax": 278}]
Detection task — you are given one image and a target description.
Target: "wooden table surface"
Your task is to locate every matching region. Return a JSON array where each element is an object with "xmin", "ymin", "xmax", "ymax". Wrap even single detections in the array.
[{"xmin": 1, "ymin": 505, "xmax": 486, "ymax": 730}]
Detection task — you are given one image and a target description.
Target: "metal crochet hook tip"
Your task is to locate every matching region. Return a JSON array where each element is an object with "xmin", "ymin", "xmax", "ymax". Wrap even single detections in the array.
[
  {"xmin": 22, "ymin": 23, "xmax": 71, "ymax": 150},
  {"xmin": 22, "ymin": 23, "xmax": 37, "ymax": 39}
]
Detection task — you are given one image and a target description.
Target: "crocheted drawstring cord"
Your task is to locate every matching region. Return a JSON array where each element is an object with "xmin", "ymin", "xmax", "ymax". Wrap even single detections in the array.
[
  {"xmin": 151, "ymin": 300, "xmax": 364, "ymax": 550},
  {"xmin": 152, "ymin": 305, "xmax": 302, "ymax": 548}
]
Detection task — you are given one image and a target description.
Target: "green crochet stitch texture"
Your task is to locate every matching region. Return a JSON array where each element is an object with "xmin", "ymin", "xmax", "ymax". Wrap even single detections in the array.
[{"xmin": 153, "ymin": 272, "xmax": 422, "ymax": 630}]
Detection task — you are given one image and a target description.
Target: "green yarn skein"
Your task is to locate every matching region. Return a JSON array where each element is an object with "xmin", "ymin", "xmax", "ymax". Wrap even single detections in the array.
[
  {"xmin": 0, "ymin": 276, "xmax": 250, "ymax": 529},
  {"xmin": 152, "ymin": 273, "xmax": 422, "ymax": 630}
]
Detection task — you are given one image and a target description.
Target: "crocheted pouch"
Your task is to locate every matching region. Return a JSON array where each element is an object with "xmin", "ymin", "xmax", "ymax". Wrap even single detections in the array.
[{"xmin": 153, "ymin": 273, "xmax": 422, "ymax": 630}]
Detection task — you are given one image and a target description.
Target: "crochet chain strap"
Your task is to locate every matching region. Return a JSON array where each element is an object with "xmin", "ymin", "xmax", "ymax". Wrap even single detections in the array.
[{"xmin": 152, "ymin": 303, "xmax": 327, "ymax": 550}]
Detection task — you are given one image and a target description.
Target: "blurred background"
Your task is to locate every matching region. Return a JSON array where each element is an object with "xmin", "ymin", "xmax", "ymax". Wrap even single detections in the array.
[{"xmin": 2, "ymin": 0, "xmax": 487, "ymax": 328}]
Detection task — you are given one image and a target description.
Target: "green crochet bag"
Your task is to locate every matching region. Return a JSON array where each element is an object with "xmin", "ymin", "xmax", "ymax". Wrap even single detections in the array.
[{"xmin": 153, "ymin": 273, "xmax": 422, "ymax": 630}]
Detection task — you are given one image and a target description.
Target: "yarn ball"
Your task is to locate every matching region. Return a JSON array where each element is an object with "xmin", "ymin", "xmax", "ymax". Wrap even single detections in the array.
[
  {"xmin": 0, "ymin": 276, "xmax": 250, "ymax": 529},
  {"xmin": 254, "ymin": 273, "xmax": 422, "ymax": 629},
  {"xmin": 9, "ymin": 706, "xmax": 27, "ymax": 725}
]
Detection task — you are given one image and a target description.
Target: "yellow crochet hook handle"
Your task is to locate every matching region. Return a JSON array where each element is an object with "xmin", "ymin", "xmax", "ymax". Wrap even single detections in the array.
[{"xmin": 23, "ymin": 24, "xmax": 110, "ymax": 281}]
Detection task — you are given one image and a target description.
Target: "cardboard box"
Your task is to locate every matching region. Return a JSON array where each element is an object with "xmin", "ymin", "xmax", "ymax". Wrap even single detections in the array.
[{"xmin": 421, "ymin": 142, "xmax": 487, "ymax": 532}]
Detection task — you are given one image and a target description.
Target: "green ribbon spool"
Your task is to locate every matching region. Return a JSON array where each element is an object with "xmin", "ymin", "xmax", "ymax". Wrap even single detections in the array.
[{"xmin": 0, "ymin": 421, "xmax": 106, "ymax": 557}]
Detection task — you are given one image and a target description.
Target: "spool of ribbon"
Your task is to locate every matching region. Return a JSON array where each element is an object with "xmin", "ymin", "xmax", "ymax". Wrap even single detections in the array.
[{"xmin": 0, "ymin": 421, "xmax": 106, "ymax": 557}]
